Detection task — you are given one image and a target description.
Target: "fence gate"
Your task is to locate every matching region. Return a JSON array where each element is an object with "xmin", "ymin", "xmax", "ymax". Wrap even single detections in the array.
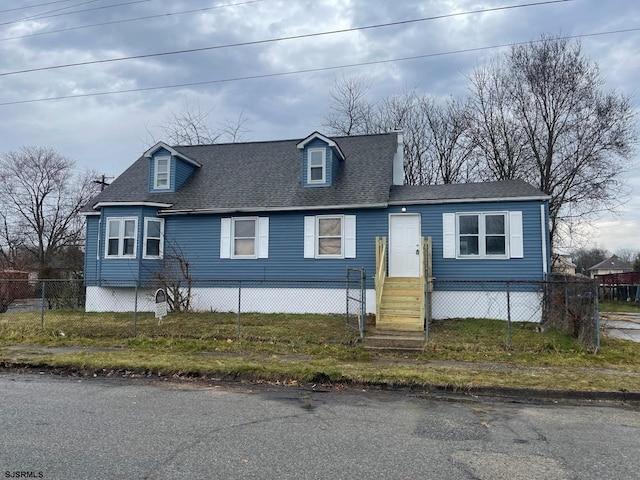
[{"xmin": 346, "ymin": 267, "xmax": 366, "ymax": 339}]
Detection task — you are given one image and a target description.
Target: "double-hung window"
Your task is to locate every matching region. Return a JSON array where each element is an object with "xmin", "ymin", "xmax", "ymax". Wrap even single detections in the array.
[
  {"xmin": 317, "ymin": 216, "xmax": 342, "ymax": 256},
  {"xmin": 307, "ymin": 148, "xmax": 326, "ymax": 184},
  {"xmin": 304, "ymin": 215, "xmax": 356, "ymax": 259},
  {"xmin": 143, "ymin": 218, "xmax": 164, "ymax": 259},
  {"xmin": 220, "ymin": 217, "xmax": 269, "ymax": 259},
  {"xmin": 233, "ymin": 218, "xmax": 257, "ymax": 258},
  {"xmin": 106, "ymin": 218, "xmax": 137, "ymax": 258},
  {"xmin": 457, "ymin": 213, "xmax": 507, "ymax": 258},
  {"xmin": 154, "ymin": 156, "xmax": 170, "ymax": 189}
]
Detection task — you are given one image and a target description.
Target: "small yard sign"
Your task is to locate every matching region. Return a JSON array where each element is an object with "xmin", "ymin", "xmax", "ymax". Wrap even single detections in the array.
[{"xmin": 155, "ymin": 288, "xmax": 167, "ymax": 323}]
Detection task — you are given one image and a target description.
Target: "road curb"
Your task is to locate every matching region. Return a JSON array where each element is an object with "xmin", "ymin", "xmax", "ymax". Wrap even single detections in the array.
[{"xmin": 2, "ymin": 360, "xmax": 639, "ymax": 406}]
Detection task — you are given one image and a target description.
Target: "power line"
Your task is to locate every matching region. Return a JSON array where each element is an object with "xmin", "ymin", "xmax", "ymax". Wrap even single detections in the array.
[
  {"xmin": 0, "ymin": 1, "xmax": 263, "ymax": 43},
  {"xmin": 1, "ymin": 26, "xmax": 636, "ymax": 107},
  {"xmin": 2, "ymin": 0, "xmax": 101, "ymax": 26},
  {"xmin": 0, "ymin": 0, "xmax": 77, "ymax": 15},
  {"xmin": 0, "ymin": 0, "xmax": 264, "ymax": 43},
  {"xmin": 1, "ymin": 0, "xmax": 152, "ymax": 27},
  {"xmin": 0, "ymin": 0, "xmax": 571, "ymax": 77}
]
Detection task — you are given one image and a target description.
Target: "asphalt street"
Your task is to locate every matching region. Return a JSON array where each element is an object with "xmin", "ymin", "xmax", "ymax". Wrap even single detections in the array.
[{"xmin": 1, "ymin": 374, "xmax": 639, "ymax": 479}]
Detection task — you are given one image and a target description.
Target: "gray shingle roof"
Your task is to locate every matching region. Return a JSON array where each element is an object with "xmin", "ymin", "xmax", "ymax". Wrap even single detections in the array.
[
  {"xmin": 588, "ymin": 255, "xmax": 632, "ymax": 271},
  {"xmin": 83, "ymin": 133, "xmax": 397, "ymax": 213},
  {"xmin": 389, "ymin": 179, "xmax": 548, "ymax": 204},
  {"xmin": 82, "ymin": 133, "xmax": 548, "ymax": 214}
]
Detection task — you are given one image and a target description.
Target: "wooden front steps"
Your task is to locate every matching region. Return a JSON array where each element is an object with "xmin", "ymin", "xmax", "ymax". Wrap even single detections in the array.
[
  {"xmin": 376, "ymin": 277, "xmax": 425, "ymax": 332},
  {"xmin": 365, "ymin": 330, "xmax": 426, "ymax": 352}
]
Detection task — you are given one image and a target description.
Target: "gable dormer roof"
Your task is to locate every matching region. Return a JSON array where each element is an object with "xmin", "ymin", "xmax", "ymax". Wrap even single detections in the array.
[
  {"xmin": 143, "ymin": 141, "xmax": 202, "ymax": 168},
  {"xmin": 296, "ymin": 131, "xmax": 346, "ymax": 161},
  {"xmin": 81, "ymin": 133, "xmax": 397, "ymax": 213}
]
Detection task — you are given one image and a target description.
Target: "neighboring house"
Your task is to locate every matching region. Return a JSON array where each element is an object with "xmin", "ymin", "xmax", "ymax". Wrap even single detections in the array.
[
  {"xmin": 588, "ymin": 255, "xmax": 632, "ymax": 278},
  {"xmin": 551, "ymin": 254, "xmax": 576, "ymax": 276},
  {"xmin": 81, "ymin": 131, "xmax": 551, "ymax": 327}
]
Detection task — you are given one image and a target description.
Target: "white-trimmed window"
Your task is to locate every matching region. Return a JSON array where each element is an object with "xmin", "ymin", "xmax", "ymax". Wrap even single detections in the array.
[
  {"xmin": 304, "ymin": 215, "xmax": 356, "ymax": 259},
  {"xmin": 106, "ymin": 218, "xmax": 137, "ymax": 258},
  {"xmin": 458, "ymin": 213, "xmax": 507, "ymax": 258},
  {"xmin": 220, "ymin": 217, "xmax": 269, "ymax": 259},
  {"xmin": 233, "ymin": 217, "xmax": 257, "ymax": 258},
  {"xmin": 154, "ymin": 156, "xmax": 170, "ymax": 189},
  {"xmin": 143, "ymin": 218, "xmax": 164, "ymax": 259},
  {"xmin": 442, "ymin": 211, "xmax": 523, "ymax": 259},
  {"xmin": 317, "ymin": 216, "xmax": 342, "ymax": 256},
  {"xmin": 307, "ymin": 148, "xmax": 326, "ymax": 184}
]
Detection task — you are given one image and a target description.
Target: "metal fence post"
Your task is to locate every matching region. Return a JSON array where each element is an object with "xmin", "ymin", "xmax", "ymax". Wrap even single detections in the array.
[
  {"xmin": 594, "ymin": 278, "xmax": 600, "ymax": 353},
  {"xmin": 133, "ymin": 282, "xmax": 138, "ymax": 337},
  {"xmin": 237, "ymin": 280, "xmax": 242, "ymax": 334},
  {"xmin": 361, "ymin": 268, "xmax": 366, "ymax": 339},
  {"xmin": 40, "ymin": 280, "xmax": 46, "ymax": 328},
  {"xmin": 506, "ymin": 281, "xmax": 512, "ymax": 348},
  {"xmin": 345, "ymin": 270, "xmax": 350, "ymax": 331}
]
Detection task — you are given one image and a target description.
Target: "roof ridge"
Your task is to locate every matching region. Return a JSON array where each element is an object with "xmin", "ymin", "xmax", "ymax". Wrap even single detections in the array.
[{"xmin": 172, "ymin": 131, "xmax": 397, "ymax": 149}]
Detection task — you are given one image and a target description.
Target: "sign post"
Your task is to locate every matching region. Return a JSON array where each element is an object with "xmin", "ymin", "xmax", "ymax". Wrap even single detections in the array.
[{"xmin": 155, "ymin": 288, "xmax": 168, "ymax": 323}]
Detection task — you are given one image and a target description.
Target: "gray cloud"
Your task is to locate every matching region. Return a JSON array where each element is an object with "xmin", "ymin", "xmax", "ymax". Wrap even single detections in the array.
[{"xmin": 0, "ymin": 0, "xmax": 638, "ymax": 251}]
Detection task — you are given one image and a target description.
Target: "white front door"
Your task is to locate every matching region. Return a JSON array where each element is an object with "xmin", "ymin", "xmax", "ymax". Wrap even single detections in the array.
[{"xmin": 388, "ymin": 214, "xmax": 421, "ymax": 277}]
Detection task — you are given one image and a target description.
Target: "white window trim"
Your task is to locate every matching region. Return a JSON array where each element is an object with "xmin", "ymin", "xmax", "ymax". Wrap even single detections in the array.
[
  {"xmin": 143, "ymin": 217, "xmax": 164, "ymax": 259},
  {"xmin": 105, "ymin": 217, "xmax": 138, "ymax": 259},
  {"xmin": 231, "ymin": 217, "xmax": 258, "ymax": 259},
  {"xmin": 154, "ymin": 155, "xmax": 171, "ymax": 190},
  {"xmin": 307, "ymin": 148, "xmax": 326, "ymax": 184},
  {"xmin": 304, "ymin": 215, "xmax": 356, "ymax": 259},
  {"xmin": 316, "ymin": 214, "xmax": 344, "ymax": 258},
  {"xmin": 221, "ymin": 217, "xmax": 269, "ymax": 259},
  {"xmin": 456, "ymin": 212, "xmax": 509, "ymax": 259}
]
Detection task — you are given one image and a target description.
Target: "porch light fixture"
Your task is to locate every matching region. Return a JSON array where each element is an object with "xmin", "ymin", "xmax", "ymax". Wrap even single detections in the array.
[{"xmin": 401, "ymin": 207, "xmax": 407, "ymax": 213}]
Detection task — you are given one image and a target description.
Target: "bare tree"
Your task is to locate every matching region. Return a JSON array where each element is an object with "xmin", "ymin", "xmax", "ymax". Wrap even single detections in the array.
[
  {"xmin": 152, "ymin": 98, "xmax": 250, "ymax": 146},
  {"xmin": 614, "ymin": 248, "xmax": 638, "ymax": 266},
  {"xmin": 321, "ymin": 76, "xmax": 476, "ymax": 185},
  {"xmin": 321, "ymin": 74, "xmax": 376, "ymax": 136},
  {"xmin": 0, "ymin": 211, "xmax": 24, "ymax": 271},
  {"xmin": 571, "ymin": 247, "xmax": 609, "ymax": 276},
  {"xmin": 469, "ymin": 36, "xmax": 637, "ymax": 247},
  {"xmin": 468, "ymin": 58, "xmax": 531, "ymax": 181},
  {"xmin": 420, "ymin": 96, "xmax": 476, "ymax": 184},
  {"xmin": 151, "ymin": 241, "xmax": 193, "ymax": 313},
  {"xmin": 0, "ymin": 147, "xmax": 100, "ymax": 278}
]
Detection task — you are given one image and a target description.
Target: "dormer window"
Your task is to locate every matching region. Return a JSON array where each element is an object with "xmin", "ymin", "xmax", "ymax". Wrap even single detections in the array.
[
  {"xmin": 154, "ymin": 156, "xmax": 170, "ymax": 190},
  {"xmin": 308, "ymin": 148, "xmax": 326, "ymax": 184}
]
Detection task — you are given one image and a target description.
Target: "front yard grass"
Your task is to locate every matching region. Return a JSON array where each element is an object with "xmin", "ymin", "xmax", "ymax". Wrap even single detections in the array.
[
  {"xmin": 1, "ymin": 311, "xmax": 639, "ymax": 393},
  {"xmin": 599, "ymin": 300, "xmax": 640, "ymax": 313}
]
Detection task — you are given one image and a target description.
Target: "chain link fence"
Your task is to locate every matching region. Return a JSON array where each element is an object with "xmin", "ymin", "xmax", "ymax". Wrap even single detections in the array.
[
  {"xmin": 0, "ymin": 276, "xmax": 365, "ymax": 345},
  {"xmin": 346, "ymin": 267, "xmax": 366, "ymax": 339},
  {"xmin": 430, "ymin": 277, "xmax": 600, "ymax": 351},
  {"xmin": 1, "ymin": 274, "xmax": 600, "ymax": 350}
]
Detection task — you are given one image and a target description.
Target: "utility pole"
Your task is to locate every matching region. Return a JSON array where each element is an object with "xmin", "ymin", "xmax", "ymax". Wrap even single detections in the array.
[{"xmin": 93, "ymin": 174, "xmax": 112, "ymax": 191}]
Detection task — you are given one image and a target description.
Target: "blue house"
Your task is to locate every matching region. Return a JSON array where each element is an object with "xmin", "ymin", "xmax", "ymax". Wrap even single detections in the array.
[{"xmin": 81, "ymin": 131, "xmax": 550, "ymax": 329}]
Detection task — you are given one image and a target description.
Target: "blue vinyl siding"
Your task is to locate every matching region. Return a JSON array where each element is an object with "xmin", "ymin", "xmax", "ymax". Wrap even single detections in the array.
[
  {"xmin": 84, "ymin": 200, "xmax": 548, "ymax": 289},
  {"xmin": 86, "ymin": 206, "xmax": 162, "ymax": 286},
  {"xmin": 84, "ymin": 216, "xmax": 100, "ymax": 286},
  {"xmin": 301, "ymin": 138, "xmax": 335, "ymax": 187},
  {"xmin": 175, "ymin": 158, "xmax": 197, "ymax": 189},
  {"xmin": 163, "ymin": 210, "xmax": 373, "ymax": 282},
  {"xmin": 149, "ymin": 148, "xmax": 173, "ymax": 193},
  {"xmin": 399, "ymin": 201, "xmax": 547, "ymax": 283}
]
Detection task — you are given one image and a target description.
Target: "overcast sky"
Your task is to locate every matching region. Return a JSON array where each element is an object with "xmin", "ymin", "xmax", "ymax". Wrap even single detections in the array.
[{"xmin": 0, "ymin": 0, "xmax": 638, "ymax": 254}]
